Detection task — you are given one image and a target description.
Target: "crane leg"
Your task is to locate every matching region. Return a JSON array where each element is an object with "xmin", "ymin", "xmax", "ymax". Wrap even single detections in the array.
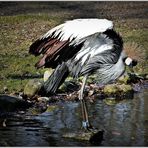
[{"xmin": 79, "ymin": 74, "xmax": 92, "ymax": 130}]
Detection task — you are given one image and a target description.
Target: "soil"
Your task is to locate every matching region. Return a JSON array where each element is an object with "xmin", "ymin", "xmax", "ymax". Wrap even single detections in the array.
[{"xmin": 0, "ymin": 2, "xmax": 147, "ymax": 22}]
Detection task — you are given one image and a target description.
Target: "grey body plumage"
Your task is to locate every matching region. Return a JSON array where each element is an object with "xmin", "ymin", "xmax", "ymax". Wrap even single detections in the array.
[{"xmin": 67, "ymin": 29, "xmax": 125, "ymax": 84}]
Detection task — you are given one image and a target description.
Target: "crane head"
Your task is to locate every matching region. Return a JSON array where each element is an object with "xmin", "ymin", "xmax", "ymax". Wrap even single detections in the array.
[
  {"xmin": 124, "ymin": 57, "xmax": 137, "ymax": 67},
  {"xmin": 124, "ymin": 57, "xmax": 138, "ymax": 73}
]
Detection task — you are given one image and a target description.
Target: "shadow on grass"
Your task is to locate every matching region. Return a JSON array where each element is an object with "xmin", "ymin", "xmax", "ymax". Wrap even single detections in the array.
[{"xmin": 7, "ymin": 74, "xmax": 43, "ymax": 80}]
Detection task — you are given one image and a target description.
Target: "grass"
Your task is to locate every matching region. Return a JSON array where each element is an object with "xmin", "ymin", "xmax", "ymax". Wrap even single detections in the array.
[
  {"xmin": 0, "ymin": 13, "xmax": 147, "ymax": 94},
  {"xmin": 115, "ymin": 18, "xmax": 148, "ymax": 74},
  {"xmin": 0, "ymin": 14, "xmax": 60, "ymax": 93}
]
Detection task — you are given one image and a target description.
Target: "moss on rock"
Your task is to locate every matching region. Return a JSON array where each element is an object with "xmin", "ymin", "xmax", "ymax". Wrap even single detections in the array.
[
  {"xmin": 103, "ymin": 84, "xmax": 119, "ymax": 95},
  {"xmin": 117, "ymin": 75, "xmax": 131, "ymax": 84},
  {"xmin": 103, "ymin": 83, "xmax": 133, "ymax": 96},
  {"xmin": 24, "ymin": 79, "xmax": 43, "ymax": 98},
  {"xmin": 46, "ymin": 105, "xmax": 58, "ymax": 112},
  {"xmin": 118, "ymin": 84, "xmax": 133, "ymax": 93},
  {"xmin": 104, "ymin": 97, "xmax": 118, "ymax": 105}
]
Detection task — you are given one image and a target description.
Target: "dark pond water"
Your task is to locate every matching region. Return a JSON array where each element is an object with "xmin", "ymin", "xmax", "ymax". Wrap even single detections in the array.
[{"xmin": 0, "ymin": 85, "xmax": 148, "ymax": 146}]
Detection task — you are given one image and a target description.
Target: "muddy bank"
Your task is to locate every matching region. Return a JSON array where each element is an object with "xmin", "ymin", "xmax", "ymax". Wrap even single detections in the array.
[
  {"xmin": 22, "ymin": 72, "xmax": 147, "ymax": 102},
  {"xmin": 0, "ymin": 72, "xmax": 147, "ymax": 115}
]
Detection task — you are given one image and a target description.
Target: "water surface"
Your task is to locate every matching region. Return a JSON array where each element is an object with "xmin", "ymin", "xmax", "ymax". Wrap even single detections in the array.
[{"xmin": 0, "ymin": 85, "xmax": 148, "ymax": 146}]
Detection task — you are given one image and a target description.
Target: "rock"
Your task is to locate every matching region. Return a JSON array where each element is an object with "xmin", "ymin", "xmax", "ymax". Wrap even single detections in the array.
[
  {"xmin": 43, "ymin": 70, "xmax": 51, "ymax": 82},
  {"xmin": 37, "ymin": 97, "xmax": 50, "ymax": 102},
  {"xmin": 27, "ymin": 101, "xmax": 48, "ymax": 115},
  {"xmin": 0, "ymin": 119, "xmax": 7, "ymax": 127},
  {"xmin": 117, "ymin": 75, "xmax": 131, "ymax": 84},
  {"xmin": 118, "ymin": 84, "xmax": 133, "ymax": 93},
  {"xmin": 27, "ymin": 97, "xmax": 53, "ymax": 115},
  {"xmin": 46, "ymin": 105, "xmax": 58, "ymax": 112},
  {"xmin": 103, "ymin": 83, "xmax": 134, "ymax": 101},
  {"xmin": 88, "ymin": 90, "xmax": 95, "ymax": 96},
  {"xmin": 103, "ymin": 84, "xmax": 133, "ymax": 96},
  {"xmin": 118, "ymin": 73, "xmax": 148, "ymax": 84},
  {"xmin": 127, "ymin": 73, "xmax": 142, "ymax": 83},
  {"xmin": 129, "ymin": 73, "xmax": 148, "ymax": 82},
  {"xmin": 0, "ymin": 94, "xmax": 32, "ymax": 112},
  {"xmin": 2, "ymin": 119, "xmax": 7, "ymax": 127},
  {"xmin": 24, "ymin": 79, "xmax": 43, "ymax": 98},
  {"xmin": 89, "ymin": 130, "xmax": 104, "ymax": 146},
  {"xmin": 27, "ymin": 106, "xmax": 47, "ymax": 115},
  {"xmin": 146, "ymin": 74, "xmax": 148, "ymax": 80},
  {"xmin": 63, "ymin": 131, "xmax": 92, "ymax": 141},
  {"xmin": 103, "ymin": 84, "xmax": 119, "ymax": 95},
  {"xmin": 104, "ymin": 97, "xmax": 118, "ymax": 105},
  {"xmin": 0, "ymin": 140, "xmax": 9, "ymax": 146},
  {"xmin": 87, "ymin": 75, "xmax": 97, "ymax": 84},
  {"xmin": 60, "ymin": 80, "xmax": 80, "ymax": 92},
  {"xmin": 63, "ymin": 129, "xmax": 104, "ymax": 146},
  {"xmin": 3, "ymin": 86, "xmax": 8, "ymax": 92}
]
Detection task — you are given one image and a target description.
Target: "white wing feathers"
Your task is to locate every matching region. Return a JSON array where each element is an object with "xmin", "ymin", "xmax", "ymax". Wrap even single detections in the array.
[{"xmin": 41, "ymin": 19, "xmax": 113, "ymax": 42}]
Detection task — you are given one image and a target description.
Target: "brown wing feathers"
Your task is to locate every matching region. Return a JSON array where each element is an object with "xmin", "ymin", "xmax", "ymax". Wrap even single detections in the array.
[
  {"xmin": 29, "ymin": 30, "xmax": 84, "ymax": 69},
  {"xmin": 29, "ymin": 37, "xmax": 57, "ymax": 56},
  {"xmin": 35, "ymin": 39, "xmax": 69, "ymax": 68}
]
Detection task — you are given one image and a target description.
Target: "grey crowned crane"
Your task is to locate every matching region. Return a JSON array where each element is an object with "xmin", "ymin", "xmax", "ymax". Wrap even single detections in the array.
[{"xmin": 29, "ymin": 19, "xmax": 137, "ymax": 130}]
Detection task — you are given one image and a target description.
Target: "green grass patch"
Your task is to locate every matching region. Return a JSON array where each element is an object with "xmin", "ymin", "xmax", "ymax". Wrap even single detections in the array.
[{"xmin": 0, "ymin": 15, "xmax": 147, "ymax": 94}]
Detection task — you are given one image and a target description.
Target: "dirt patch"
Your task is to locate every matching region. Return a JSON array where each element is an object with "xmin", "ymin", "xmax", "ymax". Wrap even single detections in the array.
[{"xmin": 0, "ymin": 2, "xmax": 148, "ymax": 21}]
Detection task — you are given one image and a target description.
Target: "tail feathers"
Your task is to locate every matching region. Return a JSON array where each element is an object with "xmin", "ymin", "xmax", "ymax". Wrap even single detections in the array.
[{"xmin": 43, "ymin": 62, "xmax": 69, "ymax": 95}]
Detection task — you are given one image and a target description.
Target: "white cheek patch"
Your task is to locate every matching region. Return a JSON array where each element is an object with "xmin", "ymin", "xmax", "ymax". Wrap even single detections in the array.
[{"xmin": 125, "ymin": 57, "xmax": 132, "ymax": 66}]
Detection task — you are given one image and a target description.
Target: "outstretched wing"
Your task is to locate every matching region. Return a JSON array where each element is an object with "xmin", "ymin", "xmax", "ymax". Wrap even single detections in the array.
[
  {"xmin": 67, "ymin": 29, "xmax": 124, "ymax": 82},
  {"xmin": 29, "ymin": 19, "xmax": 113, "ymax": 68}
]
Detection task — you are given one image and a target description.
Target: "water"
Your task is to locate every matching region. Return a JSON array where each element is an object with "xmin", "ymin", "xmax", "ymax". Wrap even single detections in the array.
[{"xmin": 0, "ymin": 86, "xmax": 148, "ymax": 146}]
